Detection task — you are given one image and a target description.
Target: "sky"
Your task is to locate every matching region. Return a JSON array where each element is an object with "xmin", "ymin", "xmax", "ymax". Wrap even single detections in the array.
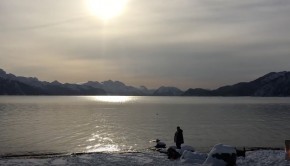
[{"xmin": 0, "ymin": 0, "xmax": 290, "ymax": 90}]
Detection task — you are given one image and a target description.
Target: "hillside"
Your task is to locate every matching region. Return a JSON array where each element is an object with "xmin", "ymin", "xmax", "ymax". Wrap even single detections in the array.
[
  {"xmin": 1, "ymin": 68, "xmax": 290, "ymax": 96},
  {"xmin": 183, "ymin": 71, "xmax": 290, "ymax": 96}
]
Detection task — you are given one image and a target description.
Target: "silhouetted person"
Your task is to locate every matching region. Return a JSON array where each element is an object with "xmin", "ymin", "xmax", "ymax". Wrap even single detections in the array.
[{"xmin": 174, "ymin": 126, "xmax": 184, "ymax": 149}]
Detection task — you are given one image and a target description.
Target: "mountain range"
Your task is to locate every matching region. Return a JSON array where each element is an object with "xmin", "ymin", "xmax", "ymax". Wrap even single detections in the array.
[
  {"xmin": 0, "ymin": 68, "xmax": 290, "ymax": 96},
  {"xmin": 183, "ymin": 71, "xmax": 290, "ymax": 96}
]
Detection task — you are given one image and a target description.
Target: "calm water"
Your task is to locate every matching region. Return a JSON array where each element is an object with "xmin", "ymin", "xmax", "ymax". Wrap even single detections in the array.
[{"xmin": 0, "ymin": 96, "xmax": 290, "ymax": 155}]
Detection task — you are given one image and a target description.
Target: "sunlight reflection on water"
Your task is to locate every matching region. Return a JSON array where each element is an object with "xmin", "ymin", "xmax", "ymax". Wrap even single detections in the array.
[
  {"xmin": 2, "ymin": 96, "xmax": 290, "ymax": 155},
  {"xmin": 86, "ymin": 133, "xmax": 121, "ymax": 152},
  {"xmin": 86, "ymin": 144, "xmax": 120, "ymax": 152},
  {"xmin": 79, "ymin": 96, "xmax": 132, "ymax": 153},
  {"xmin": 90, "ymin": 96, "xmax": 134, "ymax": 103}
]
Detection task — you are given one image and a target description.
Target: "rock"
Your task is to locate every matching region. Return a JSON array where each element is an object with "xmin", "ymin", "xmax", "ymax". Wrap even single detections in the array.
[
  {"xmin": 181, "ymin": 145, "xmax": 195, "ymax": 153},
  {"xmin": 167, "ymin": 147, "xmax": 181, "ymax": 160},
  {"xmin": 203, "ymin": 144, "xmax": 237, "ymax": 166},
  {"xmin": 180, "ymin": 150, "xmax": 207, "ymax": 164}
]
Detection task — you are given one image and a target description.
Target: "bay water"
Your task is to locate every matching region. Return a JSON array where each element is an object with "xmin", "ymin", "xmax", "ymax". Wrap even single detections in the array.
[{"xmin": 0, "ymin": 96, "xmax": 290, "ymax": 156}]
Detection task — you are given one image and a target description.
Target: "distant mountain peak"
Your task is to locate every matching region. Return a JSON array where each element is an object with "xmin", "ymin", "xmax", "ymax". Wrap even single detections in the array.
[
  {"xmin": 51, "ymin": 80, "xmax": 62, "ymax": 85},
  {"xmin": 183, "ymin": 71, "xmax": 290, "ymax": 97},
  {"xmin": 2, "ymin": 68, "xmax": 290, "ymax": 96},
  {"xmin": 256, "ymin": 71, "xmax": 289, "ymax": 84},
  {"xmin": 139, "ymin": 86, "xmax": 148, "ymax": 90},
  {"xmin": 153, "ymin": 86, "xmax": 183, "ymax": 96},
  {"xmin": 0, "ymin": 68, "xmax": 6, "ymax": 75},
  {"xmin": 86, "ymin": 81, "xmax": 100, "ymax": 84},
  {"xmin": 102, "ymin": 80, "xmax": 124, "ymax": 84}
]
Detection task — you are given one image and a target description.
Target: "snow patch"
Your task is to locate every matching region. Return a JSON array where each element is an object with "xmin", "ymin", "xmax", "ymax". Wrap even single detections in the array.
[
  {"xmin": 180, "ymin": 150, "xmax": 207, "ymax": 164},
  {"xmin": 51, "ymin": 158, "xmax": 67, "ymax": 165},
  {"xmin": 1, "ymin": 150, "xmax": 290, "ymax": 166},
  {"xmin": 203, "ymin": 144, "xmax": 236, "ymax": 166}
]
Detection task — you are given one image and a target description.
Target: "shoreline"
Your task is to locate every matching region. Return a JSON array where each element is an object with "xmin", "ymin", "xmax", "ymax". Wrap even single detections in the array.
[
  {"xmin": 0, "ymin": 149, "xmax": 289, "ymax": 166},
  {"xmin": 0, "ymin": 146, "xmax": 285, "ymax": 159}
]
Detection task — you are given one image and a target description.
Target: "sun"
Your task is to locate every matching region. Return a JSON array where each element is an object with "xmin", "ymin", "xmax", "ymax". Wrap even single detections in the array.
[{"xmin": 86, "ymin": 0, "xmax": 128, "ymax": 21}]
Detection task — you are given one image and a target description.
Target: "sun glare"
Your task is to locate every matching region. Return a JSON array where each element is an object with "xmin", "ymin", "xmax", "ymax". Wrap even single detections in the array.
[
  {"xmin": 92, "ymin": 96, "xmax": 133, "ymax": 103},
  {"xmin": 86, "ymin": 0, "xmax": 128, "ymax": 21}
]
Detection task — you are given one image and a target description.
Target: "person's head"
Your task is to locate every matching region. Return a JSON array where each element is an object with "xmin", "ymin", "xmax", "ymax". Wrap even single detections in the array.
[
  {"xmin": 177, "ymin": 126, "xmax": 180, "ymax": 130},
  {"xmin": 156, "ymin": 139, "xmax": 160, "ymax": 142}
]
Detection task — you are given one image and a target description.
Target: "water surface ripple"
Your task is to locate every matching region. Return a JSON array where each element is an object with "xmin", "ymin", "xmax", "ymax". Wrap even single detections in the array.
[{"xmin": 0, "ymin": 96, "xmax": 290, "ymax": 155}]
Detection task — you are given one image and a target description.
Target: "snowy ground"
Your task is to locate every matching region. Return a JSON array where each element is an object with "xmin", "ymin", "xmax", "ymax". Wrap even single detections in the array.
[
  {"xmin": 0, "ymin": 152, "xmax": 173, "ymax": 166},
  {"xmin": 0, "ymin": 150, "xmax": 290, "ymax": 166},
  {"xmin": 237, "ymin": 150, "xmax": 290, "ymax": 166}
]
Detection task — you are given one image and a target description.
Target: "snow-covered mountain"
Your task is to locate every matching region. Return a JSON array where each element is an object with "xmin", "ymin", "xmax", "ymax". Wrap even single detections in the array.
[
  {"xmin": 0, "ymin": 69, "xmax": 106, "ymax": 95},
  {"xmin": 82, "ymin": 80, "xmax": 150, "ymax": 95},
  {"xmin": 153, "ymin": 86, "xmax": 184, "ymax": 96},
  {"xmin": 0, "ymin": 68, "xmax": 156, "ymax": 95},
  {"xmin": 183, "ymin": 71, "xmax": 290, "ymax": 96},
  {"xmin": 1, "ymin": 68, "xmax": 290, "ymax": 96},
  {"xmin": 0, "ymin": 69, "xmax": 49, "ymax": 88}
]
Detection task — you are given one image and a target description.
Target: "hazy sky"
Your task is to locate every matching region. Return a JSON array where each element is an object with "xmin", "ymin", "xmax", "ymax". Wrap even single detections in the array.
[{"xmin": 1, "ymin": 0, "xmax": 290, "ymax": 90}]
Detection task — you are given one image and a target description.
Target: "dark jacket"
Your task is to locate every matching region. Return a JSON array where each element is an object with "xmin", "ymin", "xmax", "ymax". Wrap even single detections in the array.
[{"xmin": 174, "ymin": 129, "xmax": 184, "ymax": 144}]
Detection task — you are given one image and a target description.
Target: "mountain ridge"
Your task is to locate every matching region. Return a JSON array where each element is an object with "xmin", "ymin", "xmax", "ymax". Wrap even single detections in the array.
[
  {"xmin": 183, "ymin": 71, "xmax": 290, "ymax": 96},
  {"xmin": 1, "ymin": 68, "xmax": 290, "ymax": 96}
]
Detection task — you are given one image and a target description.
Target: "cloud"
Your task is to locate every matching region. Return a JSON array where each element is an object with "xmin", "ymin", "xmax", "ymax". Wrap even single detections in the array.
[{"xmin": 0, "ymin": 0, "xmax": 290, "ymax": 89}]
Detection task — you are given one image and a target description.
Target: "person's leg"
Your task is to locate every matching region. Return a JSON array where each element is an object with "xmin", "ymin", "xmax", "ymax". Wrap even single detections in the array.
[{"xmin": 176, "ymin": 143, "xmax": 181, "ymax": 149}]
